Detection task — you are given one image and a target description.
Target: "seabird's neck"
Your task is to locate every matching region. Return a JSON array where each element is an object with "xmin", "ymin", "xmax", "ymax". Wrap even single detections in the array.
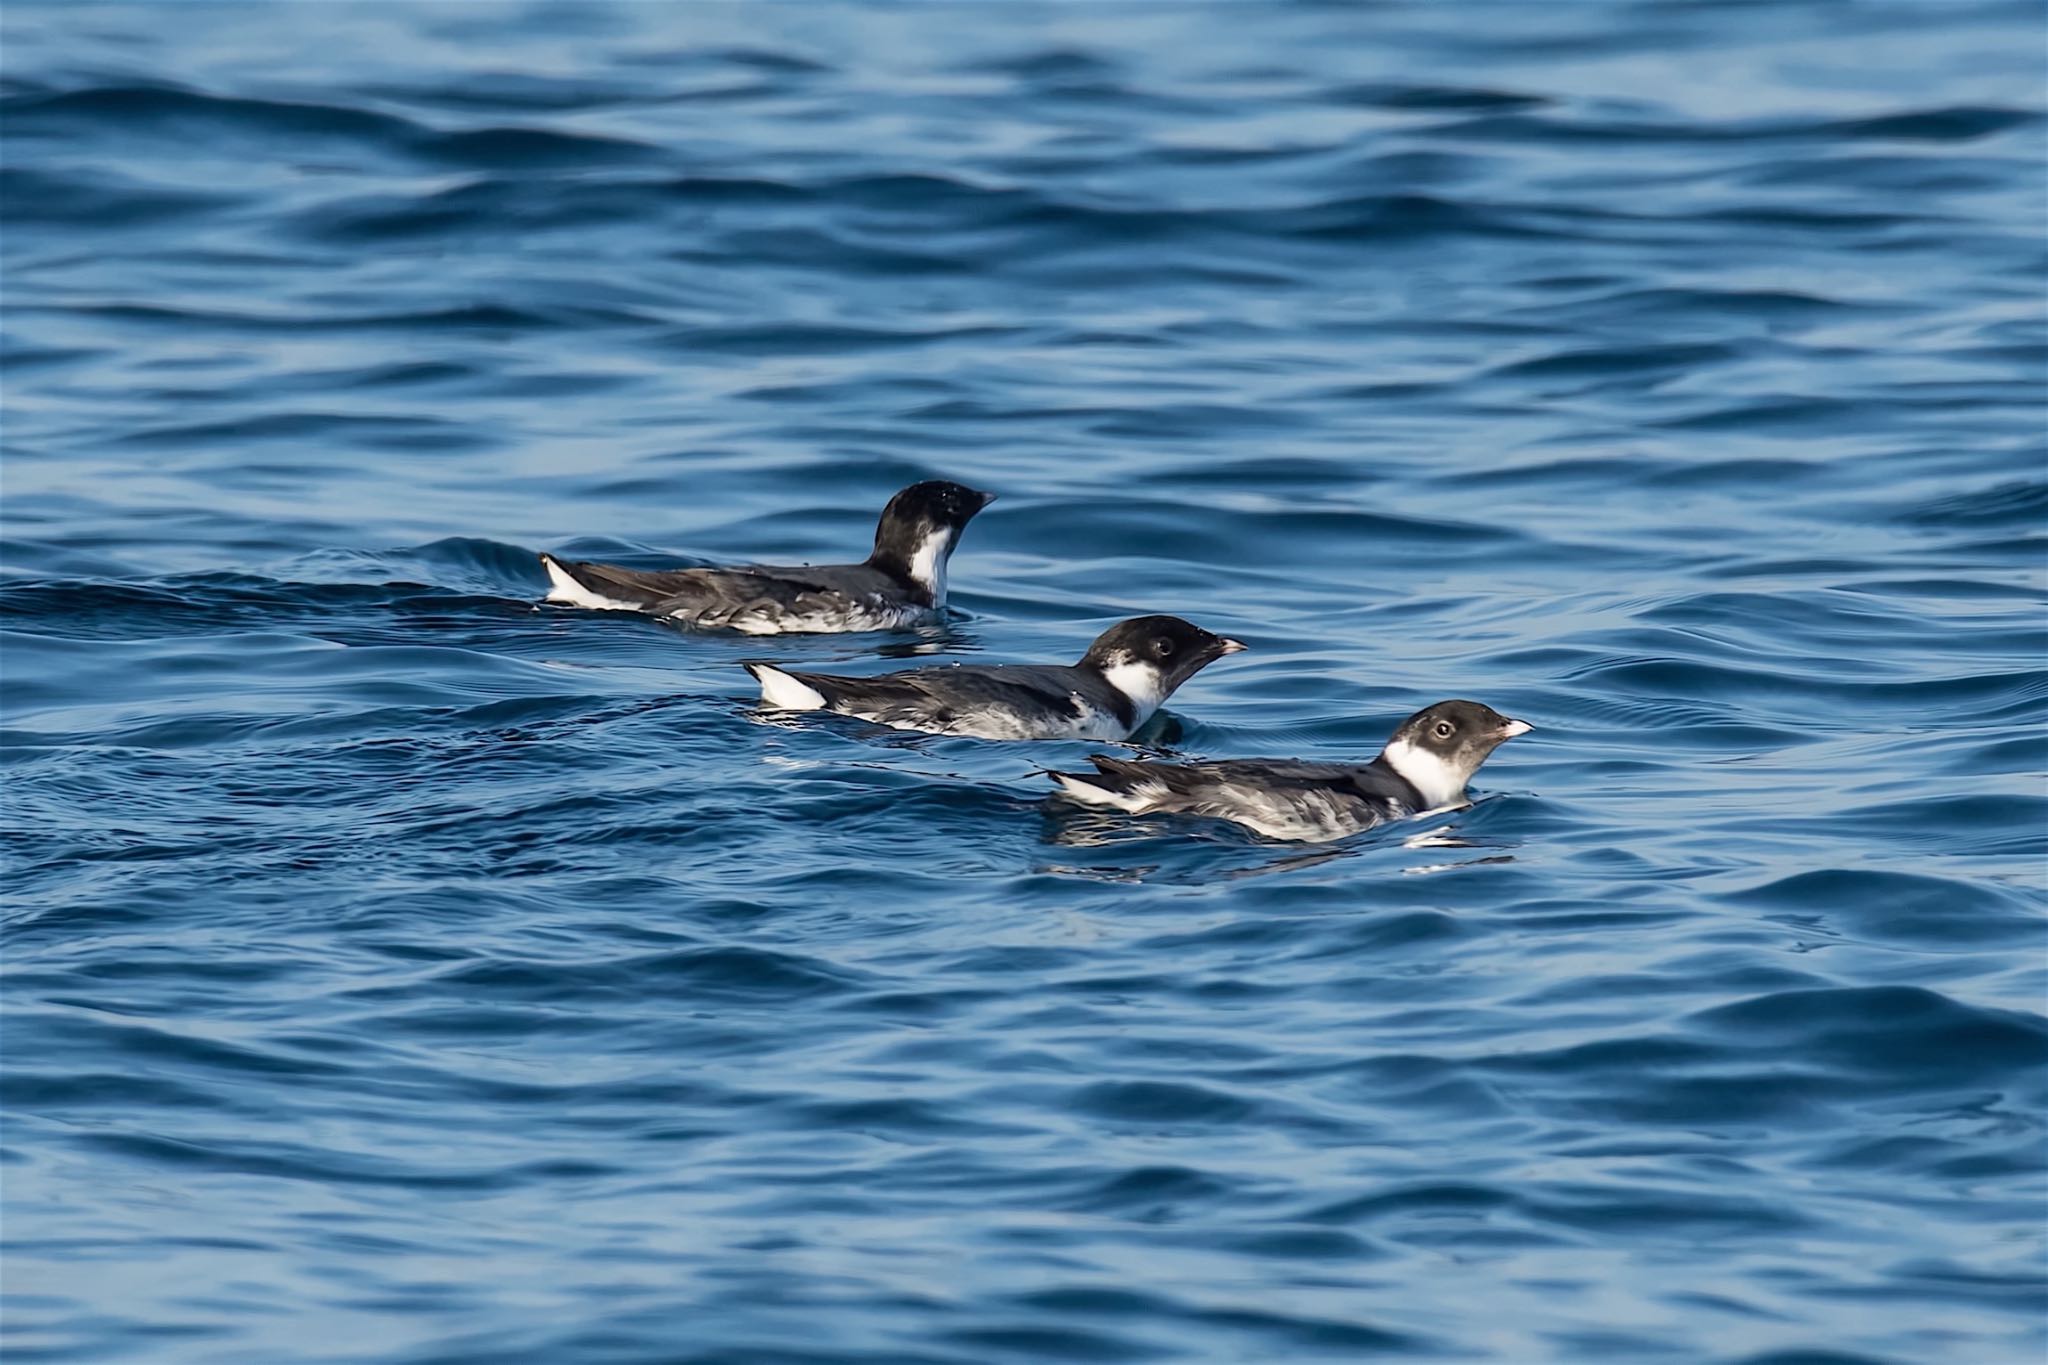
[
  {"xmin": 905, "ymin": 527, "xmax": 953, "ymax": 606},
  {"xmin": 1378, "ymin": 738, "xmax": 1467, "ymax": 810},
  {"xmin": 1096, "ymin": 658, "xmax": 1167, "ymax": 729}
]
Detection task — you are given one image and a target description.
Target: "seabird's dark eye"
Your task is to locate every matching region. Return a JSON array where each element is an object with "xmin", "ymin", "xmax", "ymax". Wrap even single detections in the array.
[
  {"xmin": 1154, "ymin": 638, "xmax": 1175, "ymax": 658},
  {"xmin": 1433, "ymin": 721, "xmax": 1453, "ymax": 738}
]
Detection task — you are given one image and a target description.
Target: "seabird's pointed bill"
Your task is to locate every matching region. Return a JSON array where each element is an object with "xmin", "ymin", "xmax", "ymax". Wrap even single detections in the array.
[
  {"xmin": 537, "ymin": 479, "xmax": 994, "ymax": 635},
  {"xmin": 744, "ymin": 614, "xmax": 1245, "ymax": 741},
  {"xmin": 1047, "ymin": 698, "xmax": 1531, "ymax": 842}
]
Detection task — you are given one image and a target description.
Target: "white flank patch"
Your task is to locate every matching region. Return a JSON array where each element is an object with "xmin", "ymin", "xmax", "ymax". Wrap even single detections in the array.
[
  {"xmin": 749, "ymin": 665, "xmax": 828, "ymax": 710},
  {"xmin": 541, "ymin": 556, "xmax": 639, "ymax": 611},
  {"xmin": 1052, "ymin": 773, "xmax": 1153, "ymax": 812},
  {"xmin": 1098, "ymin": 659, "xmax": 1168, "ymax": 731},
  {"xmin": 1380, "ymin": 737, "xmax": 1469, "ymax": 811},
  {"xmin": 905, "ymin": 527, "xmax": 955, "ymax": 605}
]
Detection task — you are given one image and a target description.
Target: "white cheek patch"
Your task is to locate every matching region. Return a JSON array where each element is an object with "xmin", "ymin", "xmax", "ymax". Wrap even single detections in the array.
[
  {"xmin": 1098, "ymin": 658, "xmax": 1168, "ymax": 728},
  {"xmin": 906, "ymin": 527, "xmax": 956, "ymax": 604},
  {"xmin": 1380, "ymin": 737, "xmax": 1469, "ymax": 811}
]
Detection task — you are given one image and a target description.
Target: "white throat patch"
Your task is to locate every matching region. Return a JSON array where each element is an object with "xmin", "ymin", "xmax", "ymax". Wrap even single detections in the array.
[
  {"xmin": 1380, "ymin": 737, "xmax": 1469, "ymax": 811},
  {"xmin": 906, "ymin": 527, "xmax": 955, "ymax": 604},
  {"xmin": 1099, "ymin": 657, "xmax": 1169, "ymax": 728}
]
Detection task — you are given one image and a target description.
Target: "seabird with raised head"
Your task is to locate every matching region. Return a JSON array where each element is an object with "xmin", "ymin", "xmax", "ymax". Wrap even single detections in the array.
[
  {"xmin": 745, "ymin": 616, "xmax": 1246, "ymax": 740},
  {"xmin": 538, "ymin": 480, "xmax": 994, "ymax": 635},
  {"xmin": 1048, "ymin": 699, "xmax": 1531, "ymax": 841}
]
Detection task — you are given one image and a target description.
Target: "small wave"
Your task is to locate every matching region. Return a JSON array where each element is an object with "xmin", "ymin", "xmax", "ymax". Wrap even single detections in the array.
[
  {"xmin": 4, "ymin": 81, "xmax": 664, "ymax": 172},
  {"xmin": 1725, "ymin": 868, "xmax": 2046, "ymax": 947},
  {"xmin": 0, "ymin": 165, "xmax": 239, "ymax": 226},
  {"xmin": 1689, "ymin": 986, "xmax": 2048, "ymax": 1080}
]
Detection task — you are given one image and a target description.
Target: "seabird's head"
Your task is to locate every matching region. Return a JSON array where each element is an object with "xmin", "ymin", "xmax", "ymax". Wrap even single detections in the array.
[
  {"xmin": 1378, "ymin": 699, "xmax": 1531, "ymax": 810},
  {"xmin": 1079, "ymin": 615, "xmax": 1247, "ymax": 715},
  {"xmin": 870, "ymin": 480, "xmax": 996, "ymax": 602}
]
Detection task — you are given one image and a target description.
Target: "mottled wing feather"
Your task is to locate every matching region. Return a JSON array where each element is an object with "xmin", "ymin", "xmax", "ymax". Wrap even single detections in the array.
[
  {"xmin": 794, "ymin": 664, "xmax": 1095, "ymax": 735},
  {"xmin": 1078, "ymin": 757, "xmax": 1416, "ymax": 840},
  {"xmin": 651, "ymin": 572, "xmax": 823, "ymax": 625},
  {"xmin": 953, "ymin": 665, "xmax": 1102, "ymax": 721},
  {"xmin": 548, "ymin": 555, "xmax": 920, "ymax": 630},
  {"xmin": 650, "ymin": 563, "xmax": 903, "ymax": 625}
]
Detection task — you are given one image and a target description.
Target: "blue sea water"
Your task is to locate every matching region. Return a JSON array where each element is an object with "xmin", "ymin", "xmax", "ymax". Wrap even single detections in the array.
[{"xmin": 3, "ymin": 2, "xmax": 2045, "ymax": 1361}]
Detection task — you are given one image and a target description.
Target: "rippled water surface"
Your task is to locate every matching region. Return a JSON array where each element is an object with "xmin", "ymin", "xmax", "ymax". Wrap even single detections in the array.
[{"xmin": 5, "ymin": 3, "xmax": 2046, "ymax": 1362}]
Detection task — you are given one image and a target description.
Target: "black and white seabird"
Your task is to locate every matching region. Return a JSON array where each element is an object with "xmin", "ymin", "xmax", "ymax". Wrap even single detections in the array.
[
  {"xmin": 1048, "ymin": 699, "xmax": 1531, "ymax": 842},
  {"xmin": 538, "ymin": 480, "xmax": 995, "ymax": 635},
  {"xmin": 744, "ymin": 616, "xmax": 1247, "ymax": 740}
]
